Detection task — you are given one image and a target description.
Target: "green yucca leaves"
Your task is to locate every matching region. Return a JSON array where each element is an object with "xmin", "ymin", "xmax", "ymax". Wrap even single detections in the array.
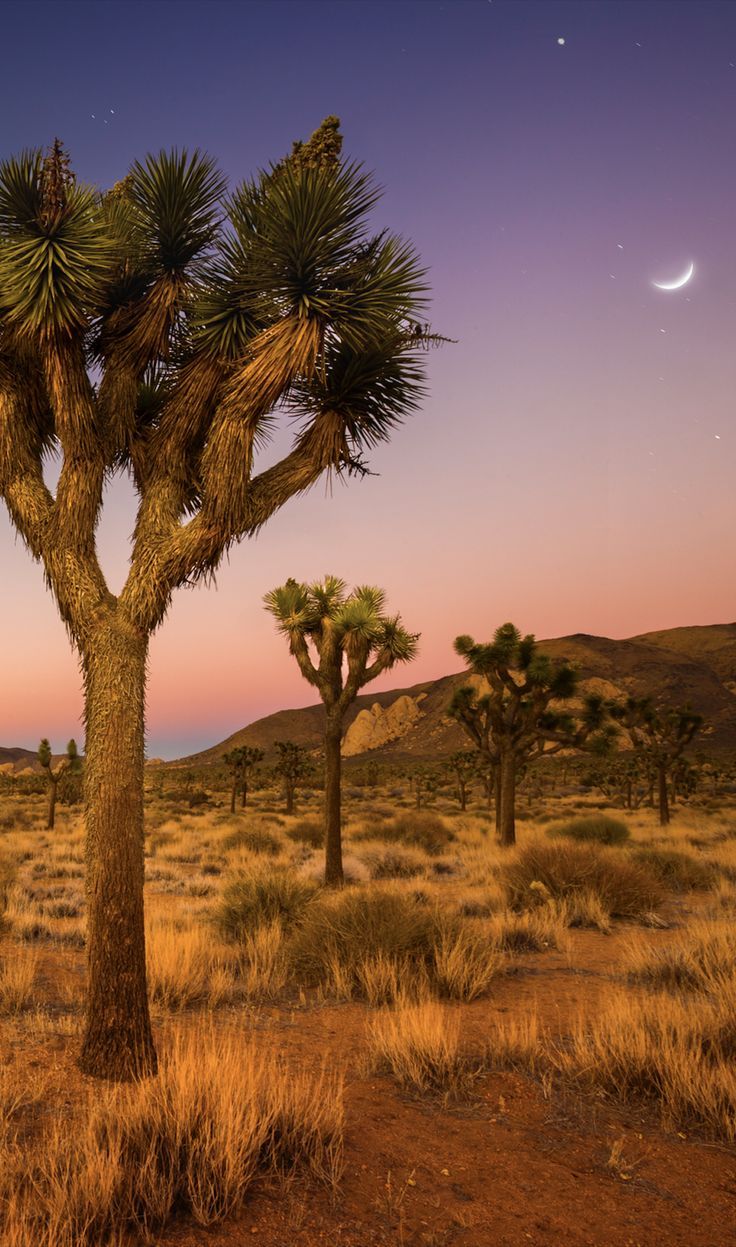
[
  {"xmin": 128, "ymin": 150, "xmax": 226, "ymax": 277},
  {"xmin": 0, "ymin": 155, "xmax": 113, "ymax": 337}
]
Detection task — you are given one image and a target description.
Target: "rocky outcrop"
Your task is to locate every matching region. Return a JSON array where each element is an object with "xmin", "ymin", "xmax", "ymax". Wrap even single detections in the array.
[{"xmin": 342, "ymin": 693, "xmax": 427, "ymax": 757}]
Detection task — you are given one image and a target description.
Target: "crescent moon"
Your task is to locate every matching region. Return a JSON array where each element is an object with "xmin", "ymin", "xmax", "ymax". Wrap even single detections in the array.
[{"xmin": 652, "ymin": 261, "xmax": 694, "ymax": 291}]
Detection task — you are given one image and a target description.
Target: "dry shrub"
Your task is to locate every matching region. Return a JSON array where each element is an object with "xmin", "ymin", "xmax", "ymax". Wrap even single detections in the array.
[
  {"xmin": 547, "ymin": 814, "xmax": 630, "ymax": 846},
  {"xmin": 222, "ymin": 826, "xmax": 282, "ymax": 856},
  {"xmin": 552, "ymin": 988, "xmax": 736, "ymax": 1140},
  {"xmin": 502, "ymin": 840, "xmax": 664, "ymax": 919},
  {"xmin": 214, "ymin": 866, "xmax": 319, "ymax": 940},
  {"xmin": 0, "ymin": 1029, "xmax": 343, "ymax": 1246},
  {"xmin": 0, "ymin": 948, "xmax": 38, "ymax": 1013},
  {"xmin": 285, "ymin": 817, "xmax": 324, "ymax": 849},
  {"xmin": 288, "ymin": 887, "xmax": 437, "ymax": 994},
  {"xmin": 625, "ymin": 921, "xmax": 736, "ymax": 992},
  {"xmin": 288, "ymin": 888, "xmax": 499, "ymax": 1003},
  {"xmin": 368, "ymin": 1001, "xmax": 480, "ymax": 1097},
  {"xmin": 629, "ymin": 847, "xmax": 716, "ymax": 892},
  {"xmin": 353, "ymin": 812, "xmax": 454, "ymax": 856},
  {"xmin": 359, "ymin": 844, "xmax": 427, "ymax": 880}
]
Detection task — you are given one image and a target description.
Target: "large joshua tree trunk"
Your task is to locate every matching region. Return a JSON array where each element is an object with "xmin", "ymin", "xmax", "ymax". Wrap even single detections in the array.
[
  {"xmin": 497, "ymin": 751, "xmax": 516, "ymax": 847},
  {"xmin": 78, "ymin": 615, "xmax": 157, "ymax": 1080},
  {"xmin": 324, "ymin": 710, "xmax": 344, "ymax": 887}
]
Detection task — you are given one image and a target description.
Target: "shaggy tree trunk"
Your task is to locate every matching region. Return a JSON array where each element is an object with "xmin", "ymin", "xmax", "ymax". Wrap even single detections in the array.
[
  {"xmin": 497, "ymin": 752, "xmax": 516, "ymax": 847},
  {"xmin": 658, "ymin": 765, "xmax": 670, "ymax": 827},
  {"xmin": 230, "ymin": 780, "xmax": 237, "ymax": 815},
  {"xmin": 78, "ymin": 617, "xmax": 157, "ymax": 1081},
  {"xmin": 241, "ymin": 778, "xmax": 248, "ymax": 809},
  {"xmin": 458, "ymin": 779, "xmax": 467, "ymax": 812},
  {"xmin": 324, "ymin": 711, "xmax": 344, "ymax": 887},
  {"xmin": 47, "ymin": 777, "xmax": 59, "ymax": 831}
]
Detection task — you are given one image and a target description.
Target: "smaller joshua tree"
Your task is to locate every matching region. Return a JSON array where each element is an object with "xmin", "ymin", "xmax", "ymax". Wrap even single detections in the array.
[
  {"xmin": 445, "ymin": 750, "xmax": 478, "ymax": 811},
  {"xmin": 617, "ymin": 698, "xmax": 703, "ymax": 826},
  {"xmin": 223, "ymin": 745, "xmax": 265, "ymax": 813},
  {"xmin": 264, "ymin": 577, "xmax": 418, "ymax": 884},
  {"xmin": 38, "ymin": 738, "xmax": 79, "ymax": 830},
  {"xmin": 449, "ymin": 624, "xmax": 615, "ymax": 846},
  {"xmin": 273, "ymin": 740, "xmax": 312, "ymax": 815}
]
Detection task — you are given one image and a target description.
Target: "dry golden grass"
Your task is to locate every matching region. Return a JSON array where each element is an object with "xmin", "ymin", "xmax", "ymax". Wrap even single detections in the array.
[
  {"xmin": 502, "ymin": 839, "xmax": 665, "ymax": 920},
  {"xmin": 367, "ymin": 1000, "xmax": 480, "ymax": 1097},
  {"xmin": 0, "ymin": 1028, "xmax": 343, "ymax": 1246},
  {"xmin": 552, "ymin": 987, "xmax": 736, "ymax": 1140},
  {"xmin": 0, "ymin": 947, "xmax": 38, "ymax": 1013},
  {"xmin": 624, "ymin": 920, "xmax": 736, "ymax": 992},
  {"xmin": 145, "ymin": 919, "xmax": 238, "ymax": 1010}
]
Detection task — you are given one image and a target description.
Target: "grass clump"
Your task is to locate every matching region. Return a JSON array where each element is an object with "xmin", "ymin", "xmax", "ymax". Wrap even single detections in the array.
[
  {"xmin": 288, "ymin": 887, "xmax": 499, "ymax": 1002},
  {"xmin": 285, "ymin": 818, "xmax": 324, "ymax": 849},
  {"xmin": 353, "ymin": 812, "xmax": 454, "ymax": 856},
  {"xmin": 625, "ymin": 922, "xmax": 736, "ymax": 992},
  {"xmin": 1, "ymin": 1030, "xmax": 343, "ymax": 1245},
  {"xmin": 547, "ymin": 814, "xmax": 629, "ymax": 846},
  {"xmin": 214, "ymin": 866, "xmax": 318, "ymax": 940},
  {"xmin": 221, "ymin": 826, "xmax": 282, "ymax": 856},
  {"xmin": 368, "ymin": 1001, "xmax": 481, "ymax": 1098},
  {"xmin": 629, "ymin": 847, "xmax": 716, "ymax": 892},
  {"xmin": 359, "ymin": 845, "xmax": 427, "ymax": 880},
  {"xmin": 502, "ymin": 840, "xmax": 664, "ymax": 920},
  {"xmin": 552, "ymin": 988, "xmax": 736, "ymax": 1140}
]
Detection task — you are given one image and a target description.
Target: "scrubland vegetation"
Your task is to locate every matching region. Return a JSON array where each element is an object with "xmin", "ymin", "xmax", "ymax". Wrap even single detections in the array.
[{"xmin": 1, "ymin": 766, "xmax": 735, "ymax": 1243}]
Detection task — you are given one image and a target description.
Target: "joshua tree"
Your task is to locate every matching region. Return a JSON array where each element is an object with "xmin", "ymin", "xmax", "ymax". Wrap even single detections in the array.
[
  {"xmin": 223, "ymin": 744, "xmax": 264, "ymax": 813},
  {"xmin": 273, "ymin": 740, "xmax": 312, "ymax": 815},
  {"xmin": 618, "ymin": 698, "xmax": 703, "ymax": 826},
  {"xmin": 264, "ymin": 577, "xmax": 418, "ymax": 884},
  {"xmin": 445, "ymin": 749, "xmax": 477, "ymax": 811},
  {"xmin": 449, "ymin": 623, "xmax": 614, "ymax": 846},
  {"xmin": 38, "ymin": 737, "xmax": 79, "ymax": 830},
  {"xmin": 0, "ymin": 121, "xmax": 429, "ymax": 1078}
]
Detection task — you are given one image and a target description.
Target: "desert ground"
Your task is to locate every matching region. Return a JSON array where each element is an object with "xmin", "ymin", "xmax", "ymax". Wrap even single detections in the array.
[{"xmin": 1, "ymin": 773, "xmax": 735, "ymax": 1247}]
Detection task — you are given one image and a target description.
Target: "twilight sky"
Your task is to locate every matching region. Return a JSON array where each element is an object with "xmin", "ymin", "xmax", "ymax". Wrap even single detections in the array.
[{"xmin": 1, "ymin": 0, "xmax": 735, "ymax": 757}]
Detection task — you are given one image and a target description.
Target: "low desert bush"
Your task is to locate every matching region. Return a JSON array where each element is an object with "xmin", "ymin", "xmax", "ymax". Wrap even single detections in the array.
[
  {"xmin": 214, "ymin": 867, "xmax": 319, "ymax": 940},
  {"xmin": 547, "ymin": 815, "xmax": 630, "ymax": 846},
  {"xmin": 285, "ymin": 818, "xmax": 325, "ymax": 849},
  {"xmin": 359, "ymin": 845, "xmax": 427, "ymax": 880},
  {"xmin": 288, "ymin": 888, "xmax": 499, "ymax": 1002},
  {"xmin": 221, "ymin": 826, "xmax": 282, "ymax": 856},
  {"xmin": 0, "ymin": 1030, "xmax": 343, "ymax": 1245},
  {"xmin": 629, "ymin": 847, "xmax": 716, "ymax": 892},
  {"xmin": 353, "ymin": 812, "xmax": 454, "ymax": 856},
  {"xmin": 502, "ymin": 840, "xmax": 664, "ymax": 919},
  {"xmin": 368, "ymin": 1000, "xmax": 481, "ymax": 1097},
  {"xmin": 488, "ymin": 907, "xmax": 567, "ymax": 953}
]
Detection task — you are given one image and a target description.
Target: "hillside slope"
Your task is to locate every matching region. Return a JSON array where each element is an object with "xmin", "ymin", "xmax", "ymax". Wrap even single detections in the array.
[{"xmin": 175, "ymin": 623, "xmax": 736, "ymax": 765}]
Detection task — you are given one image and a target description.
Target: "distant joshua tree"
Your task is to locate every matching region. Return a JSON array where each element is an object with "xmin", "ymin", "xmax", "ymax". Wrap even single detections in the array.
[
  {"xmin": 265, "ymin": 577, "xmax": 418, "ymax": 884},
  {"xmin": 223, "ymin": 744, "xmax": 264, "ymax": 813},
  {"xmin": 273, "ymin": 740, "xmax": 312, "ymax": 816},
  {"xmin": 38, "ymin": 737, "xmax": 79, "ymax": 829},
  {"xmin": 445, "ymin": 749, "xmax": 478, "ymax": 811},
  {"xmin": 617, "ymin": 697, "xmax": 703, "ymax": 826},
  {"xmin": 449, "ymin": 624, "xmax": 614, "ymax": 846},
  {"xmin": 0, "ymin": 120, "xmax": 429, "ymax": 1078}
]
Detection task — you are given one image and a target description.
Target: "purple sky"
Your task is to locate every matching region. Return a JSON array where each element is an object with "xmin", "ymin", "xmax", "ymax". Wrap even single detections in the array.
[{"xmin": 1, "ymin": 0, "xmax": 735, "ymax": 757}]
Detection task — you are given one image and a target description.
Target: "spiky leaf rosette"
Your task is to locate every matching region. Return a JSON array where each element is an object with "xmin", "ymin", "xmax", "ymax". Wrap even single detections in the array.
[{"xmin": 0, "ymin": 151, "xmax": 113, "ymax": 339}]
